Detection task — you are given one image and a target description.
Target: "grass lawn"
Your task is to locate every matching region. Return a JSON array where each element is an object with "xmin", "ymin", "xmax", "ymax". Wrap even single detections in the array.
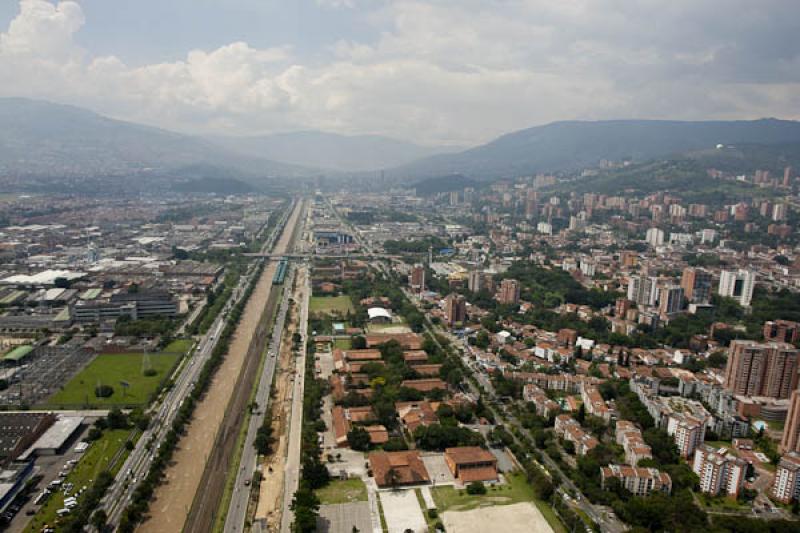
[
  {"xmin": 162, "ymin": 338, "xmax": 194, "ymax": 354},
  {"xmin": 432, "ymin": 473, "xmax": 567, "ymax": 533},
  {"xmin": 316, "ymin": 478, "xmax": 368, "ymax": 505},
  {"xmin": 698, "ymin": 493, "xmax": 751, "ymax": 511},
  {"xmin": 333, "ymin": 338, "xmax": 352, "ymax": 350},
  {"xmin": 705, "ymin": 441, "xmax": 734, "ymax": 451},
  {"xmin": 43, "ymin": 352, "xmax": 181, "ymax": 408},
  {"xmin": 25, "ymin": 428, "xmax": 135, "ymax": 533},
  {"xmin": 432, "ymin": 472, "xmax": 536, "ymax": 512},
  {"xmin": 310, "ymin": 295, "xmax": 354, "ymax": 315}
]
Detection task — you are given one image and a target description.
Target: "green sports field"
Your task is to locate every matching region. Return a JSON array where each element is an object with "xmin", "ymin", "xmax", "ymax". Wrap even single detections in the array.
[
  {"xmin": 43, "ymin": 352, "xmax": 181, "ymax": 408},
  {"xmin": 310, "ymin": 295, "xmax": 355, "ymax": 315}
]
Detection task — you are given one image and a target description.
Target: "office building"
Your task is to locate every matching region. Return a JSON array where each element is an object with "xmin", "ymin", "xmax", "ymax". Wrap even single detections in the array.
[
  {"xmin": 692, "ymin": 445, "xmax": 747, "ymax": 497},
  {"xmin": 724, "ymin": 341, "xmax": 799, "ymax": 399},
  {"xmin": 772, "ymin": 453, "xmax": 800, "ymax": 504},
  {"xmin": 681, "ymin": 267, "xmax": 712, "ymax": 303},
  {"xmin": 718, "ymin": 269, "xmax": 756, "ymax": 307},
  {"xmin": 497, "ymin": 279, "xmax": 520, "ymax": 305}
]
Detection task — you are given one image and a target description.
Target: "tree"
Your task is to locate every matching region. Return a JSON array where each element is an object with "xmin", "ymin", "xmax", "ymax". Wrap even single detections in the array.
[
  {"xmin": 347, "ymin": 426, "xmax": 371, "ymax": 451},
  {"xmin": 466, "ymin": 482, "xmax": 487, "ymax": 495},
  {"xmin": 576, "ymin": 404, "xmax": 586, "ymax": 424},
  {"xmin": 91, "ymin": 509, "xmax": 108, "ymax": 531},
  {"xmin": 107, "ymin": 408, "xmax": 129, "ymax": 429},
  {"xmin": 291, "ymin": 485, "xmax": 320, "ymax": 533}
]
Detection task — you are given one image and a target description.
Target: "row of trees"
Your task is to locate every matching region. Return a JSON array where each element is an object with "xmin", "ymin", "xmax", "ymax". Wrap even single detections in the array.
[{"xmin": 116, "ymin": 261, "xmax": 266, "ymax": 532}]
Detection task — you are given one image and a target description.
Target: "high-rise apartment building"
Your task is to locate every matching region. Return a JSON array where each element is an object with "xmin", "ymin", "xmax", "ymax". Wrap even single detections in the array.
[
  {"xmin": 782, "ymin": 391, "xmax": 800, "ymax": 453},
  {"xmin": 692, "ymin": 445, "xmax": 747, "ymax": 497},
  {"xmin": 658, "ymin": 285, "xmax": 684, "ymax": 315},
  {"xmin": 772, "ymin": 453, "xmax": 800, "ymax": 503},
  {"xmin": 763, "ymin": 320, "xmax": 800, "ymax": 344},
  {"xmin": 444, "ymin": 294, "xmax": 467, "ymax": 326},
  {"xmin": 718, "ymin": 269, "xmax": 756, "ymax": 307},
  {"xmin": 724, "ymin": 340, "xmax": 799, "ymax": 399},
  {"xmin": 627, "ymin": 275, "xmax": 658, "ymax": 307},
  {"xmin": 497, "ymin": 279, "xmax": 520, "ymax": 305},
  {"xmin": 409, "ymin": 264, "xmax": 425, "ymax": 293},
  {"xmin": 680, "ymin": 267, "xmax": 712, "ymax": 303},
  {"xmin": 645, "ymin": 227, "xmax": 665, "ymax": 248}
]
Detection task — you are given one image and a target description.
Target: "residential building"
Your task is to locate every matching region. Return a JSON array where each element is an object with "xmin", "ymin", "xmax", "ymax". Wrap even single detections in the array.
[
  {"xmin": 670, "ymin": 415, "xmax": 706, "ymax": 458},
  {"xmin": 692, "ymin": 445, "xmax": 747, "ymax": 497},
  {"xmin": 772, "ymin": 453, "xmax": 800, "ymax": 504},
  {"xmin": 681, "ymin": 267, "xmax": 712, "ymax": 303},
  {"xmin": 763, "ymin": 320, "xmax": 800, "ymax": 345},
  {"xmin": 724, "ymin": 340, "xmax": 799, "ymax": 399},
  {"xmin": 444, "ymin": 294, "xmax": 467, "ymax": 326},
  {"xmin": 409, "ymin": 264, "xmax": 425, "ymax": 292},
  {"xmin": 628, "ymin": 275, "xmax": 658, "ymax": 307},
  {"xmin": 600, "ymin": 464, "xmax": 672, "ymax": 496},
  {"xmin": 718, "ymin": 269, "xmax": 756, "ymax": 307},
  {"xmin": 497, "ymin": 279, "xmax": 520, "ymax": 305},
  {"xmin": 646, "ymin": 227, "xmax": 665, "ymax": 248},
  {"xmin": 782, "ymin": 390, "xmax": 800, "ymax": 453},
  {"xmin": 658, "ymin": 285, "xmax": 684, "ymax": 315},
  {"xmin": 555, "ymin": 414, "xmax": 599, "ymax": 456}
]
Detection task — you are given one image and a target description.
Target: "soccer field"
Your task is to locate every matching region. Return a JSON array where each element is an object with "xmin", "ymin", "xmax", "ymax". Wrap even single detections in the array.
[
  {"xmin": 310, "ymin": 295, "xmax": 355, "ymax": 315},
  {"xmin": 43, "ymin": 351, "xmax": 181, "ymax": 408}
]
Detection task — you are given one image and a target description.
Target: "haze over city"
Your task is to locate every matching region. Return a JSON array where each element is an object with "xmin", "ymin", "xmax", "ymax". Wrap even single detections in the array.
[
  {"xmin": 2, "ymin": 2, "xmax": 800, "ymax": 533},
  {"xmin": 1, "ymin": 0, "xmax": 799, "ymax": 144}
]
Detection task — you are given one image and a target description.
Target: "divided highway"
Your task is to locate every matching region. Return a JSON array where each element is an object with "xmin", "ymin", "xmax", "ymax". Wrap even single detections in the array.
[{"xmin": 97, "ymin": 200, "xmax": 296, "ymax": 529}]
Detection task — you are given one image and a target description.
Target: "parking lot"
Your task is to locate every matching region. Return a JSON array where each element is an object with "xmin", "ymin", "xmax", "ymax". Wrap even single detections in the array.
[{"xmin": 317, "ymin": 501, "xmax": 372, "ymax": 533}]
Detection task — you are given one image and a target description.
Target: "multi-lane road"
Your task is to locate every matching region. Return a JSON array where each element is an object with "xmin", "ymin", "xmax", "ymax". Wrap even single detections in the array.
[
  {"xmin": 98, "ymin": 200, "xmax": 296, "ymax": 528},
  {"xmin": 223, "ymin": 261, "xmax": 297, "ymax": 532}
]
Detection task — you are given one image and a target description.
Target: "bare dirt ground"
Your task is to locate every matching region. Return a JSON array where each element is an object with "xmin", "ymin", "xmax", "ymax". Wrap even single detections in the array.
[
  {"xmin": 442, "ymin": 502, "xmax": 554, "ymax": 533},
  {"xmin": 252, "ymin": 272, "xmax": 303, "ymax": 529},
  {"xmin": 139, "ymin": 203, "xmax": 302, "ymax": 533}
]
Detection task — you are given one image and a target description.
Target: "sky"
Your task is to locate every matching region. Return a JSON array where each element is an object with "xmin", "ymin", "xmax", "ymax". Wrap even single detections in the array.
[{"xmin": 0, "ymin": 0, "xmax": 799, "ymax": 146}]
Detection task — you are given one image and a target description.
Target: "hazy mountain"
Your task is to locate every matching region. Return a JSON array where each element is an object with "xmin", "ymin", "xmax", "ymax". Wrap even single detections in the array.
[
  {"xmin": 0, "ymin": 98, "xmax": 311, "ymax": 183},
  {"xmin": 389, "ymin": 119, "xmax": 800, "ymax": 180},
  {"xmin": 209, "ymin": 131, "xmax": 464, "ymax": 173}
]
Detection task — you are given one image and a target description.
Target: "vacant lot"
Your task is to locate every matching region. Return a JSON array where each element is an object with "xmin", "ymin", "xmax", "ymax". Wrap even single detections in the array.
[
  {"xmin": 310, "ymin": 296, "xmax": 354, "ymax": 315},
  {"xmin": 442, "ymin": 502, "xmax": 553, "ymax": 533},
  {"xmin": 380, "ymin": 489, "xmax": 427, "ymax": 533},
  {"xmin": 44, "ymin": 352, "xmax": 180, "ymax": 407},
  {"xmin": 316, "ymin": 478, "xmax": 368, "ymax": 505},
  {"xmin": 24, "ymin": 429, "xmax": 135, "ymax": 533},
  {"xmin": 433, "ymin": 473, "xmax": 565, "ymax": 532}
]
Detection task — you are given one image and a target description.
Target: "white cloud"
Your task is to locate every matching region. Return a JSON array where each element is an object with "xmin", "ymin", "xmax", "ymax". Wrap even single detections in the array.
[{"xmin": 0, "ymin": 0, "xmax": 798, "ymax": 145}]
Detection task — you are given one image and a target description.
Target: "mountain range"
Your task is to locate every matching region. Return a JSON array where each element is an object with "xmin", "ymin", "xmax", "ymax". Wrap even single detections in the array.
[
  {"xmin": 208, "ymin": 131, "xmax": 461, "ymax": 173},
  {"xmin": 2, "ymin": 98, "xmax": 800, "ymax": 190},
  {"xmin": 390, "ymin": 118, "xmax": 800, "ymax": 179}
]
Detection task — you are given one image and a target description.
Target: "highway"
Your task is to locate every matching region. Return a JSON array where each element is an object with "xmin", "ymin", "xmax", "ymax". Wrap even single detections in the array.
[
  {"xmin": 217, "ymin": 198, "xmax": 306, "ymax": 531},
  {"xmin": 223, "ymin": 263, "xmax": 296, "ymax": 532},
  {"xmin": 98, "ymin": 201, "xmax": 295, "ymax": 528},
  {"xmin": 279, "ymin": 265, "xmax": 310, "ymax": 533}
]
